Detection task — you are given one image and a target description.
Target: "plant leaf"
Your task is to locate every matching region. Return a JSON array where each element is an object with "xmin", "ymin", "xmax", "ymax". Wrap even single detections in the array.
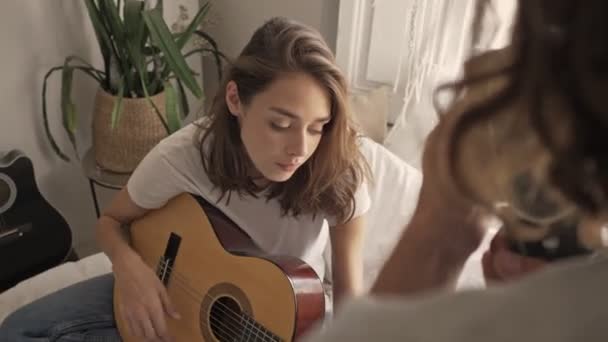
[
  {"xmin": 124, "ymin": 0, "xmax": 146, "ymax": 71},
  {"xmin": 124, "ymin": 0, "xmax": 144, "ymax": 39},
  {"xmin": 175, "ymin": 78, "xmax": 189, "ymax": 119},
  {"xmin": 111, "ymin": 78, "xmax": 125, "ymax": 129},
  {"xmin": 102, "ymin": 0, "xmax": 126, "ymax": 46},
  {"xmin": 42, "ymin": 65, "xmax": 104, "ymax": 162},
  {"xmin": 164, "ymin": 81, "xmax": 181, "ymax": 132},
  {"xmin": 175, "ymin": 2, "xmax": 211, "ymax": 50},
  {"xmin": 42, "ymin": 66, "xmax": 71, "ymax": 161},
  {"xmin": 84, "ymin": 0, "xmax": 113, "ymax": 87},
  {"xmin": 60, "ymin": 63, "xmax": 78, "ymax": 156},
  {"xmin": 185, "ymin": 44, "xmax": 227, "ymax": 82},
  {"xmin": 100, "ymin": 0, "xmax": 132, "ymax": 91},
  {"xmin": 63, "ymin": 55, "xmax": 106, "ymax": 82},
  {"xmin": 142, "ymin": 8, "xmax": 202, "ymax": 98},
  {"xmin": 123, "ymin": 2, "xmax": 152, "ymax": 96},
  {"xmin": 136, "ymin": 70, "xmax": 170, "ymax": 133}
]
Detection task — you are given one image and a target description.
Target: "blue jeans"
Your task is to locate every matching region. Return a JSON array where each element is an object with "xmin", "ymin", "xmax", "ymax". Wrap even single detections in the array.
[{"xmin": 0, "ymin": 273, "xmax": 121, "ymax": 341}]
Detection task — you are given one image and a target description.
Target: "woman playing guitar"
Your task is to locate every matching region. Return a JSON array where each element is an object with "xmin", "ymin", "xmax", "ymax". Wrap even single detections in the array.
[{"xmin": 1, "ymin": 17, "xmax": 370, "ymax": 342}]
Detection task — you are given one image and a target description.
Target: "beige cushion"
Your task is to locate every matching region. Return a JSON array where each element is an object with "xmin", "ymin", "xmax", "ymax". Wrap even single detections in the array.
[{"xmin": 349, "ymin": 87, "xmax": 390, "ymax": 143}]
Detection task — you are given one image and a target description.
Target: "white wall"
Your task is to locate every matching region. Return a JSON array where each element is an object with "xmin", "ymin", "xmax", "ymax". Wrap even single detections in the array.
[
  {"xmin": 0, "ymin": 1, "xmax": 201, "ymax": 258},
  {"xmin": 201, "ymin": 0, "xmax": 340, "ymax": 100},
  {"xmin": 1, "ymin": 1, "xmax": 101, "ymax": 258}
]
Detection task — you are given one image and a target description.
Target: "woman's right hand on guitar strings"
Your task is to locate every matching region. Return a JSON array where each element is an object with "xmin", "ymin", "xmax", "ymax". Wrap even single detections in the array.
[{"xmin": 112, "ymin": 248, "xmax": 181, "ymax": 342}]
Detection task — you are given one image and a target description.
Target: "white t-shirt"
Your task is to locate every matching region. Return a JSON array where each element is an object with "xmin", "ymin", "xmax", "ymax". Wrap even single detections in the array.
[
  {"xmin": 303, "ymin": 254, "xmax": 608, "ymax": 341},
  {"xmin": 126, "ymin": 121, "xmax": 371, "ymax": 280}
]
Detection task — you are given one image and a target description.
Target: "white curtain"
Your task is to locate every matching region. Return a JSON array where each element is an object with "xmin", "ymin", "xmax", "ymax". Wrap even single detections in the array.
[{"xmin": 383, "ymin": 0, "xmax": 514, "ymax": 169}]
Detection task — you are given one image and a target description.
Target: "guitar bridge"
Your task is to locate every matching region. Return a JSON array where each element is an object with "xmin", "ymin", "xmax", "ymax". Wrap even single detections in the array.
[{"xmin": 157, "ymin": 232, "xmax": 181, "ymax": 286}]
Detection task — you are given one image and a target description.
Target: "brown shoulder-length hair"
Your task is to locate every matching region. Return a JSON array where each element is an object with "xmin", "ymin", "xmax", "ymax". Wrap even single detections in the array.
[
  {"xmin": 439, "ymin": 0, "xmax": 608, "ymax": 214},
  {"xmin": 198, "ymin": 17, "xmax": 368, "ymax": 224}
]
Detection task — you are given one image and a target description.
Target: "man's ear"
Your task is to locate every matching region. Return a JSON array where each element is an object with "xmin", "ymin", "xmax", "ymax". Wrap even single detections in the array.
[{"xmin": 225, "ymin": 81, "xmax": 242, "ymax": 117}]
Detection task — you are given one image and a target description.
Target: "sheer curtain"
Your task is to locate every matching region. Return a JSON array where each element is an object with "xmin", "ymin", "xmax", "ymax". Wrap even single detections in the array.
[{"xmin": 383, "ymin": 0, "xmax": 514, "ymax": 169}]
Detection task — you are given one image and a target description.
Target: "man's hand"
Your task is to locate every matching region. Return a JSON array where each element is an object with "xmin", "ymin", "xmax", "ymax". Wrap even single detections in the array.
[{"xmin": 482, "ymin": 230, "xmax": 547, "ymax": 284}]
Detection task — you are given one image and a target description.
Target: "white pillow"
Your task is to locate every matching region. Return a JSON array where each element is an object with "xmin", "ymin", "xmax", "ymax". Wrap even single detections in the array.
[
  {"xmin": 323, "ymin": 137, "xmax": 423, "ymax": 291},
  {"xmin": 349, "ymin": 87, "xmax": 390, "ymax": 144},
  {"xmin": 323, "ymin": 137, "xmax": 497, "ymax": 292},
  {"xmin": 358, "ymin": 137, "xmax": 422, "ymax": 289}
]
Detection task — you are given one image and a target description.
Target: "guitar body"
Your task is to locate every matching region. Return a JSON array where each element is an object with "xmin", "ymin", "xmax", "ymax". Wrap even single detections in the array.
[
  {"xmin": 0, "ymin": 150, "xmax": 72, "ymax": 292},
  {"xmin": 114, "ymin": 193, "xmax": 325, "ymax": 341}
]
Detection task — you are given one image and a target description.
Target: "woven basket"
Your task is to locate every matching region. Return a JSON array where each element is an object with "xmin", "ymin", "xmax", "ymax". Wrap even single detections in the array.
[{"xmin": 92, "ymin": 88, "xmax": 168, "ymax": 173}]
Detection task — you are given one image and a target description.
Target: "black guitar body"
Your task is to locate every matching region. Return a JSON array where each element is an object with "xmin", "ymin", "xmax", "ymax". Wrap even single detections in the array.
[{"xmin": 0, "ymin": 150, "xmax": 72, "ymax": 292}]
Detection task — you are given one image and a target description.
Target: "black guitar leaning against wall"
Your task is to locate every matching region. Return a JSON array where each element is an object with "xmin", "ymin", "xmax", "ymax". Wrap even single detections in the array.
[{"xmin": 0, "ymin": 150, "xmax": 73, "ymax": 292}]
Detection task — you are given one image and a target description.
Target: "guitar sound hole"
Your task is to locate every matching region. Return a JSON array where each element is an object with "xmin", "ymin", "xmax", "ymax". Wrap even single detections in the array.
[
  {"xmin": 0, "ymin": 174, "xmax": 17, "ymax": 215},
  {"xmin": 210, "ymin": 296, "xmax": 243, "ymax": 341},
  {"xmin": 0, "ymin": 179, "xmax": 10, "ymax": 207}
]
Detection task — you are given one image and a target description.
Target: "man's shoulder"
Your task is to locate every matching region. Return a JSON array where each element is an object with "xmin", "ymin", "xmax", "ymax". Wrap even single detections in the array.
[{"xmin": 305, "ymin": 256, "xmax": 608, "ymax": 342}]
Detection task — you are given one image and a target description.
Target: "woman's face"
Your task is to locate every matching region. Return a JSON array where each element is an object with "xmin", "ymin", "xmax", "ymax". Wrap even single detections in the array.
[{"xmin": 225, "ymin": 72, "xmax": 331, "ymax": 183}]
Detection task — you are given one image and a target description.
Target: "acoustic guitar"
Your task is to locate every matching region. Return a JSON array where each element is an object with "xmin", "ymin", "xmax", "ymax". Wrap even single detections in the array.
[
  {"xmin": 114, "ymin": 193, "xmax": 326, "ymax": 341},
  {"xmin": 0, "ymin": 150, "xmax": 73, "ymax": 292}
]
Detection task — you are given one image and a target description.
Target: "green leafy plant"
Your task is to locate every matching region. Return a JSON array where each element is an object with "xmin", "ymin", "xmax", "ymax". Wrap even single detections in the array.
[{"xmin": 43, "ymin": 0, "xmax": 227, "ymax": 161}]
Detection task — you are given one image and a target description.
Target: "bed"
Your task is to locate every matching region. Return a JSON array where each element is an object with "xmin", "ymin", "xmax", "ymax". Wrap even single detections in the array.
[{"xmin": 0, "ymin": 93, "xmax": 495, "ymax": 324}]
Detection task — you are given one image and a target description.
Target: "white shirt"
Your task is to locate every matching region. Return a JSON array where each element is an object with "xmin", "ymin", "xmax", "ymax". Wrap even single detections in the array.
[
  {"xmin": 126, "ymin": 121, "xmax": 371, "ymax": 280},
  {"xmin": 303, "ymin": 254, "xmax": 608, "ymax": 341}
]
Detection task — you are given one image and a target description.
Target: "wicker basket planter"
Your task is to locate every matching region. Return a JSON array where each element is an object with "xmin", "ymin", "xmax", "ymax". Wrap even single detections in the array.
[{"xmin": 92, "ymin": 88, "xmax": 168, "ymax": 173}]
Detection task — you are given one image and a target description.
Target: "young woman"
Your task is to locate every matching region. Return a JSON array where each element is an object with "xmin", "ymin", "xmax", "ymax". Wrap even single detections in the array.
[{"xmin": 1, "ymin": 17, "xmax": 370, "ymax": 342}]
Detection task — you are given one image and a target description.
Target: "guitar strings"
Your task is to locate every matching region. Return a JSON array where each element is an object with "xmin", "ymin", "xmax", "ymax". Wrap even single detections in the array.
[
  {"xmin": 127, "ymin": 261, "xmax": 279, "ymax": 342},
  {"xmin": 161, "ymin": 302, "xmax": 238, "ymax": 342},
  {"xmin": 156, "ymin": 257, "xmax": 280, "ymax": 329},
  {"xmin": 151, "ymin": 297, "xmax": 269, "ymax": 342},
  {"xmin": 168, "ymin": 277, "xmax": 271, "ymax": 341},
  {"xmin": 156, "ymin": 260, "xmax": 253, "ymax": 327},
  {"xmin": 153, "ymin": 259, "xmax": 282, "ymax": 341},
  {"xmin": 206, "ymin": 311, "xmax": 276, "ymax": 342},
  {"xmin": 161, "ymin": 270, "xmax": 280, "ymax": 342},
  {"xmin": 158, "ymin": 257, "xmax": 286, "ymax": 322},
  {"xmin": 160, "ymin": 263, "xmax": 280, "ymax": 342},
  {"xmin": 157, "ymin": 267, "xmax": 254, "ymax": 336}
]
